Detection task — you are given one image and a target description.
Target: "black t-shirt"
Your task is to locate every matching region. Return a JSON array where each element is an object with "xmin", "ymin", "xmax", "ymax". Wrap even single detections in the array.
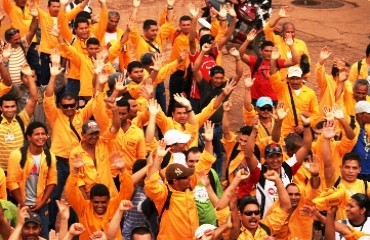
[{"xmin": 198, "ymin": 78, "xmax": 226, "ymax": 123}]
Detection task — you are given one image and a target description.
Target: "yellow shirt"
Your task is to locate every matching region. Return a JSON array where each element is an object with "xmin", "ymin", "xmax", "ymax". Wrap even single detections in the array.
[
  {"xmin": 43, "ymin": 93, "xmax": 94, "ymax": 159},
  {"xmin": 0, "ymin": 110, "xmax": 30, "ymax": 169},
  {"xmin": 0, "ymin": 167, "xmax": 6, "ymax": 199},
  {"xmin": 65, "ymin": 171, "xmax": 133, "ymax": 240},
  {"xmin": 222, "ymin": 133, "xmax": 244, "ymax": 182},
  {"xmin": 269, "ymin": 72, "xmax": 320, "ymax": 137},
  {"xmin": 6, "ymin": 148, "xmax": 57, "ymax": 204},
  {"xmin": 348, "ymin": 58, "xmax": 369, "ymax": 85},
  {"xmin": 3, "ymin": 0, "xmax": 33, "ymax": 38},
  {"xmin": 0, "ymin": 82, "xmax": 11, "ymax": 97},
  {"xmin": 169, "ymin": 30, "xmax": 189, "ymax": 71}
]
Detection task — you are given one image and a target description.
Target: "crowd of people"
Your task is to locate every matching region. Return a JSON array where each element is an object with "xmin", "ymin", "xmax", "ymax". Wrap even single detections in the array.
[{"xmin": 0, "ymin": 0, "xmax": 369, "ymax": 239}]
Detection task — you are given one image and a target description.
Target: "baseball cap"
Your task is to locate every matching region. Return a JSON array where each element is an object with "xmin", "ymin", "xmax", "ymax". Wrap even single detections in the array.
[
  {"xmin": 256, "ymin": 97, "xmax": 273, "ymax": 108},
  {"xmin": 199, "ymin": 34, "xmax": 215, "ymax": 48},
  {"xmin": 140, "ymin": 52, "xmax": 155, "ymax": 65},
  {"xmin": 287, "ymin": 66, "xmax": 303, "ymax": 78},
  {"xmin": 355, "ymin": 101, "xmax": 370, "ymax": 114},
  {"xmin": 25, "ymin": 211, "xmax": 42, "ymax": 225},
  {"xmin": 164, "ymin": 129, "xmax": 191, "ymax": 145},
  {"xmin": 82, "ymin": 120, "xmax": 100, "ymax": 134},
  {"xmin": 195, "ymin": 224, "xmax": 217, "ymax": 238},
  {"xmin": 264, "ymin": 143, "xmax": 283, "ymax": 157},
  {"xmin": 165, "ymin": 163, "xmax": 194, "ymax": 181}
]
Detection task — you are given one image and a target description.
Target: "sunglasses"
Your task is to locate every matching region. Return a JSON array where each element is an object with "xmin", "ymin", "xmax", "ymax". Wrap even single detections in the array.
[
  {"xmin": 259, "ymin": 106, "xmax": 273, "ymax": 112},
  {"xmin": 7, "ymin": 29, "xmax": 20, "ymax": 38},
  {"xmin": 265, "ymin": 145, "xmax": 282, "ymax": 154},
  {"xmin": 243, "ymin": 210, "xmax": 261, "ymax": 216},
  {"xmin": 61, "ymin": 103, "xmax": 77, "ymax": 109}
]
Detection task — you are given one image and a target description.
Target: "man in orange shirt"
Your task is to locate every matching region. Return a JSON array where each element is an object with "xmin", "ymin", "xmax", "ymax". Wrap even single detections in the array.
[{"xmin": 6, "ymin": 122, "xmax": 57, "ymax": 238}]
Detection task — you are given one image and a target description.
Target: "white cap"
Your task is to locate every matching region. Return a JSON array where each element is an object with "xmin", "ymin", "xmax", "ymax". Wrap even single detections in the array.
[
  {"xmin": 194, "ymin": 224, "xmax": 217, "ymax": 238},
  {"xmin": 198, "ymin": 18, "xmax": 211, "ymax": 29},
  {"xmin": 287, "ymin": 66, "xmax": 303, "ymax": 78},
  {"xmin": 164, "ymin": 129, "xmax": 191, "ymax": 145},
  {"xmin": 359, "ymin": 237, "xmax": 370, "ymax": 240},
  {"xmin": 355, "ymin": 101, "xmax": 370, "ymax": 114}
]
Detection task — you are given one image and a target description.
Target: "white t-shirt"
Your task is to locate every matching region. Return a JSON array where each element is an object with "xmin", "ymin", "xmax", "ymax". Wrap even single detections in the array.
[{"xmin": 25, "ymin": 154, "xmax": 41, "ymax": 206}]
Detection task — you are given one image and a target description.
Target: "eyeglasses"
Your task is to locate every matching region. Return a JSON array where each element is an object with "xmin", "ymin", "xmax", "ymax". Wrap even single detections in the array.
[
  {"xmin": 259, "ymin": 106, "xmax": 273, "ymax": 112},
  {"xmin": 243, "ymin": 210, "xmax": 261, "ymax": 216},
  {"xmin": 61, "ymin": 103, "xmax": 77, "ymax": 109}
]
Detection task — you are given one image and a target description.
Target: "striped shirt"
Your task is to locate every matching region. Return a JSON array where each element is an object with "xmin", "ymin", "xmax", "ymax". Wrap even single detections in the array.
[
  {"xmin": 0, "ymin": 110, "xmax": 30, "ymax": 169},
  {"xmin": 8, "ymin": 46, "xmax": 27, "ymax": 84}
]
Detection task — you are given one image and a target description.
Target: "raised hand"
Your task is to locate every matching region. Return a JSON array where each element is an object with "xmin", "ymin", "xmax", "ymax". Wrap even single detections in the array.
[
  {"xmin": 300, "ymin": 112, "xmax": 311, "ymax": 126},
  {"xmin": 56, "ymin": 199, "xmax": 70, "ymax": 220},
  {"xmin": 173, "ymin": 93, "xmax": 191, "ymax": 109},
  {"xmin": 70, "ymin": 152, "xmax": 84, "ymax": 170},
  {"xmin": 149, "ymin": 53, "xmax": 162, "ymax": 71},
  {"xmin": 2, "ymin": 43, "xmax": 14, "ymax": 59},
  {"xmin": 17, "ymin": 206, "xmax": 30, "ymax": 226},
  {"xmin": 167, "ymin": 0, "xmax": 175, "ymax": 7},
  {"xmin": 304, "ymin": 155, "xmax": 319, "ymax": 176},
  {"xmin": 338, "ymin": 68, "xmax": 349, "ymax": 82},
  {"xmin": 47, "ymin": 24, "xmax": 60, "ymax": 37},
  {"xmin": 89, "ymin": 231, "xmax": 107, "ymax": 240},
  {"xmin": 243, "ymin": 74, "xmax": 255, "ymax": 88},
  {"xmin": 49, "ymin": 229, "xmax": 59, "ymax": 240},
  {"xmin": 201, "ymin": 43, "xmax": 211, "ymax": 53},
  {"xmin": 210, "ymin": 7, "xmax": 218, "ymax": 18},
  {"xmin": 279, "ymin": 5, "xmax": 289, "ymax": 18},
  {"xmin": 263, "ymin": 170, "xmax": 279, "ymax": 182},
  {"xmin": 97, "ymin": 68, "xmax": 109, "ymax": 85},
  {"xmin": 178, "ymin": 49, "xmax": 188, "ymax": 63},
  {"xmin": 218, "ymin": 5, "xmax": 227, "ymax": 18},
  {"xmin": 118, "ymin": 200, "xmax": 134, "ymax": 211},
  {"xmin": 271, "ymin": 46, "xmax": 280, "ymax": 60},
  {"xmin": 322, "ymin": 120, "xmax": 337, "ymax": 139},
  {"xmin": 69, "ymin": 223, "xmax": 86, "ymax": 236},
  {"xmin": 50, "ymin": 48, "xmax": 61, "ymax": 67},
  {"xmin": 140, "ymin": 78, "xmax": 154, "ymax": 99},
  {"xmin": 28, "ymin": 3, "xmax": 39, "ymax": 17},
  {"xmin": 188, "ymin": 3, "xmax": 199, "ymax": 18},
  {"xmin": 322, "ymin": 105, "xmax": 334, "ymax": 121},
  {"xmin": 222, "ymin": 79, "xmax": 237, "ymax": 96},
  {"xmin": 199, "ymin": 170, "xmax": 211, "ymax": 187},
  {"xmin": 229, "ymin": 47, "xmax": 240, "ymax": 58},
  {"xmin": 202, "ymin": 120, "xmax": 214, "ymax": 142},
  {"xmin": 223, "ymin": 100, "xmax": 232, "ymax": 112},
  {"xmin": 333, "ymin": 58, "xmax": 346, "ymax": 70},
  {"xmin": 226, "ymin": 3, "xmax": 237, "ymax": 17},
  {"xmin": 21, "ymin": 64, "xmax": 34, "ymax": 76},
  {"xmin": 246, "ymin": 29, "xmax": 257, "ymax": 42},
  {"xmin": 319, "ymin": 46, "xmax": 332, "ymax": 62},
  {"xmin": 110, "ymin": 151, "xmax": 125, "ymax": 170},
  {"xmin": 272, "ymin": 102, "xmax": 289, "ymax": 120},
  {"xmin": 157, "ymin": 139, "xmax": 170, "ymax": 158},
  {"xmin": 235, "ymin": 168, "xmax": 250, "ymax": 180},
  {"xmin": 132, "ymin": 0, "xmax": 140, "ymax": 7},
  {"xmin": 147, "ymin": 98, "xmax": 160, "ymax": 116},
  {"xmin": 332, "ymin": 104, "xmax": 344, "ymax": 119}
]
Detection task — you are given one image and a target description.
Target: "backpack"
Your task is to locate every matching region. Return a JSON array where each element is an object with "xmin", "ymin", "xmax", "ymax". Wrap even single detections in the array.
[
  {"xmin": 333, "ymin": 176, "xmax": 368, "ymax": 193},
  {"xmin": 0, "ymin": 115, "xmax": 25, "ymax": 135},
  {"xmin": 357, "ymin": 60, "xmax": 362, "ymax": 74},
  {"xmin": 141, "ymin": 185, "xmax": 172, "ymax": 238},
  {"xmin": 19, "ymin": 145, "xmax": 52, "ymax": 169}
]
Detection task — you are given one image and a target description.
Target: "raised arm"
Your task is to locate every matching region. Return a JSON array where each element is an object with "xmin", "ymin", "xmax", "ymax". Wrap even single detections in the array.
[
  {"xmin": 264, "ymin": 170, "xmax": 291, "ymax": 212},
  {"xmin": 145, "ymin": 98, "xmax": 160, "ymax": 144},
  {"xmin": 188, "ymin": 3, "xmax": 199, "ymax": 55},
  {"xmin": 294, "ymin": 114, "xmax": 313, "ymax": 164},
  {"xmin": 193, "ymin": 43, "xmax": 210, "ymax": 83},
  {"xmin": 267, "ymin": 5, "xmax": 288, "ymax": 29},
  {"xmin": 243, "ymin": 74, "xmax": 255, "ymax": 112},
  {"xmin": 333, "ymin": 104, "xmax": 355, "ymax": 140},
  {"xmin": 213, "ymin": 79, "xmax": 237, "ymax": 110},
  {"xmin": 25, "ymin": 4, "xmax": 39, "ymax": 44},
  {"xmin": 283, "ymin": 33, "xmax": 299, "ymax": 66},
  {"xmin": 0, "ymin": 57, "xmax": 12, "ymax": 87},
  {"xmin": 229, "ymin": 47, "xmax": 243, "ymax": 83},
  {"xmin": 270, "ymin": 102, "xmax": 288, "ymax": 143},
  {"xmin": 244, "ymin": 119, "xmax": 259, "ymax": 171},
  {"xmin": 215, "ymin": 9, "xmax": 237, "ymax": 49},
  {"xmin": 222, "ymin": 100, "xmax": 233, "ymax": 141},
  {"xmin": 21, "ymin": 66, "xmax": 38, "ymax": 118},
  {"xmin": 174, "ymin": 93, "xmax": 196, "ymax": 125},
  {"xmin": 106, "ymin": 200, "xmax": 133, "ymax": 240},
  {"xmin": 46, "ymin": 51, "xmax": 64, "ymax": 97},
  {"xmin": 8, "ymin": 206, "xmax": 29, "ymax": 240},
  {"xmin": 321, "ymin": 121, "xmax": 336, "ymax": 182},
  {"xmin": 239, "ymin": 29, "xmax": 257, "ymax": 64}
]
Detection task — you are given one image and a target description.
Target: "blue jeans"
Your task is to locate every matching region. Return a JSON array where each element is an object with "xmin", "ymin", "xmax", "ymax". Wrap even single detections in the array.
[
  {"xmin": 27, "ymin": 42, "xmax": 42, "ymax": 85},
  {"xmin": 39, "ymin": 52, "xmax": 51, "ymax": 86},
  {"xmin": 37, "ymin": 203, "xmax": 49, "ymax": 239},
  {"xmin": 199, "ymin": 124, "xmax": 224, "ymax": 177}
]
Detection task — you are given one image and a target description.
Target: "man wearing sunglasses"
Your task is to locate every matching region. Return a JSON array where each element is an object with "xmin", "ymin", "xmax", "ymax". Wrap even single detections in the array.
[
  {"xmin": 43, "ymin": 65, "xmax": 94, "ymax": 230},
  {"xmin": 230, "ymin": 170, "xmax": 292, "ymax": 239}
]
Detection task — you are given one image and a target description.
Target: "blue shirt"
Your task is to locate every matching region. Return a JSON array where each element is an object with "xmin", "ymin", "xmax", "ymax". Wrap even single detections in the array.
[{"xmin": 352, "ymin": 126, "xmax": 370, "ymax": 174}]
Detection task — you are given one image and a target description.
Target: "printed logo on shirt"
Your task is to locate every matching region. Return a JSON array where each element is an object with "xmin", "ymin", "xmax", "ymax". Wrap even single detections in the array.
[
  {"xmin": 30, "ymin": 163, "xmax": 39, "ymax": 177},
  {"xmin": 193, "ymin": 185, "xmax": 209, "ymax": 203}
]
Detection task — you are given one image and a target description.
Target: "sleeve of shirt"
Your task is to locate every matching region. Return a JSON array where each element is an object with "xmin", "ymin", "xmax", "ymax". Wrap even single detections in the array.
[
  {"xmin": 154, "ymin": 60, "xmax": 179, "ymax": 86},
  {"xmin": 58, "ymin": 8, "xmax": 73, "ymax": 42},
  {"xmin": 196, "ymin": 98, "xmax": 218, "ymax": 126},
  {"xmin": 43, "ymin": 94, "xmax": 58, "ymax": 128},
  {"xmin": 128, "ymin": 26, "xmax": 141, "ymax": 48},
  {"xmin": 269, "ymin": 71, "xmax": 285, "ymax": 94},
  {"xmin": 18, "ymin": 109, "xmax": 31, "ymax": 128},
  {"xmin": 66, "ymin": 3, "xmax": 83, "ymax": 21},
  {"xmin": 155, "ymin": 110, "xmax": 172, "ymax": 134},
  {"xmin": 308, "ymin": 91, "xmax": 320, "ymax": 128},
  {"xmin": 65, "ymin": 173, "xmax": 88, "ymax": 215},
  {"xmin": 0, "ymin": 168, "xmax": 7, "ymax": 199},
  {"xmin": 46, "ymin": 154, "xmax": 58, "ymax": 186},
  {"xmin": 263, "ymin": 21, "xmax": 278, "ymax": 44},
  {"xmin": 92, "ymin": 91, "xmax": 111, "ymax": 133},
  {"xmin": 0, "ymin": 82, "xmax": 11, "ymax": 97},
  {"xmin": 343, "ymin": 227, "xmax": 367, "ymax": 240},
  {"xmin": 315, "ymin": 63, "xmax": 328, "ymax": 90},
  {"xmin": 190, "ymin": 149, "xmax": 216, "ymax": 188},
  {"xmin": 2, "ymin": 0, "xmax": 13, "ymax": 15},
  {"xmin": 260, "ymin": 206, "xmax": 289, "ymax": 235},
  {"xmin": 221, "ymin": 133, "xmax": 237, "ymax": 160},
  {"xmin": 242, "ymin": 106, "xmax": 257, "ymax": 125},
  {"xmin": 6, "ymin": 150, "xmax": 22, "ymax": 191},
  {"xmin": 136, "ymin": 133, "xmax": 147, "ymax": 160},
  {"xmin": 157, "ymin": 21, "xmax": 175, "ymax": 48},
  {"xmin": 60, "ymin": 44, "xmax": 81, "ymax": 67},
  {"xmin": 81, "ymin": 95, "xmax": 94, "ymax": 121},
  {"xmin": 92, "ymin": 7, "xmax": 108, "ymax": 42},
  {"xmin": 111, "ymin": 170, "xmax": 134, "ymax": 208},
  {"xmin": 144, "ymin": 171, "xmax": 168, "ymax": 212}
]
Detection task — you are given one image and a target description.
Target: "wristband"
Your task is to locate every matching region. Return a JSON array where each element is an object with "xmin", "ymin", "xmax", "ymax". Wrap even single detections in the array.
[
  {"xmin": 186, "ymin": 109, "xmax": 193, "ymax": 113},
  {"xmin": 303, "ymin": 124, "xmax": 310, "ymax": 128},
  {"xmin": 167, "ymin": 7, "xmax": 173, "ymax": 10},
  {"xmin": 311, "ymin": 174, "xmax": 319, "ymax": 177},
  {"xmin": 219, "ymin": 18, "xmax": 227, "ymax": 21}
]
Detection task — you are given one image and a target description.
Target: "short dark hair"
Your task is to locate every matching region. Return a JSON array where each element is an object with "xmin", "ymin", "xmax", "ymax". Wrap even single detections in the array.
[
  {"xmin": 86, "ymin": 37, "xmax": 100, "ymax": 47},
  {"xmin": 366, "ymin": 43, "xmax": 370, "ymax": 58},
  {"xmin": 0, "ymin": 93, "xmax": 17, "ymax": 106},
  {"xmin": 127, "ymin": 61, "xmax": 143, "ymax": 73},
  {"xmin": 90, "ymin": 183, "xmax": 110, "ymax": 200},
  {"xmin": 179, "ymin": 15, "xmax": 192, "ymax": 22},
  {"xmin": 4, "ymin": 28, "xmax": 20, "ymax": 41},
  {"xmin": 48, "ymin": 0, "xmax": 59, "ymax": 7},
  {"xmin": 143, "ymin": 19, "xmax": 157, "ymax": 30},
  {"xmin": 172, "ymin": 102, "xmax": 186, "ymax": 113},
  {"xmin": 260, "ymin": 40, "xmax": 274, "ymax": 50},
  {"xmin": 342, "ymin": 152, "xmax": 361, "ymax": 166},
  {"xmin": 185, "ymin": 147, "xmax": 201, "ymax": 158},
  {"xmin": 74, "ymin": 17, "xmax": 89, "ymax": 29},
  {"xmin": 26, "ymin": 122, "xmax": 48, "ymax": 137},
  {"xmin": 116, "ymin": 98, "xmax": 130, "ymax": 111},
  {"xmin": 130, "ymin": 227, "xmax": 152, "ymax": 240},
  {"xmin": 199, "ymin": 34, "xmax": 214, "ymax": 49},
  {"xmin": 59, "ymin": 92, "xmax": 78, "ymax": 104},
  {"xmin": 354, "ymin": 79, "xmax": 369, "ymax": 89},
  {"xmin": 351, "ymin": 193, "xmax": 370, "ymax": 215},
  {"xmin": 210, "ymin": 65, "xmax": 225, "ymax": 77},
  {"xmin": 198, "ymin": 27, "xmax": 210, "ymax": 35},
  {"xmin": 284, "ymin": 132, "xmax": 303, "ymax": 152},
  {"xmin": 331, "ymin": 61, "xmax": 350, "ymax": 77},
  {"xmin": 238, "ymin": 196, "xmax": 260, "ymax": 212}
]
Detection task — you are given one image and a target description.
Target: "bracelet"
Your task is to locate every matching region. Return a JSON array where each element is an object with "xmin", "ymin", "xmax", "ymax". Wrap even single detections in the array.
[
  {"xmin": 186, "ymin": 109, "xmax": 193, "ymax": 113},
  {"xmin": 303, "ymin": 124, "xmax": 310, "ymax": 128},
  {"xmin": 167, "ymin": 7, "xmax": 173, "ymax": 10},
  {"xmin": 219, "ymin": 18, "xmax": 227, "ymax": 21},
  {"xmin": 311, "ymin": 174, "xmax": 319, "ymax": 177}
]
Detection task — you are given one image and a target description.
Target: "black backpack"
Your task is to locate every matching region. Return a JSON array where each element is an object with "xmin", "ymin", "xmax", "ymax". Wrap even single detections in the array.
[{"xmin": 19, "ymin": 145, "xmax": 52, "ymax": 169}]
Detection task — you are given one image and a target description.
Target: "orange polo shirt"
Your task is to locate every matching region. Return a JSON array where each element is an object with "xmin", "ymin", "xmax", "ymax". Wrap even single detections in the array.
[{"xmin": 0, "ymin": 82, "xmax": 11, "ymax": 97}]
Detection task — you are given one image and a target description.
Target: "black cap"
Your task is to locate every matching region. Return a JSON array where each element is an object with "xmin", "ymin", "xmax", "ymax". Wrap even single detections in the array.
[{"xmin": 140, "ymin": 52, "xmax": 155, "ymax": 65}]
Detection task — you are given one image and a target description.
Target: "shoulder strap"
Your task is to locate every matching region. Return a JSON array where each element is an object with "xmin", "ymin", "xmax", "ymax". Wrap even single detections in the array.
[
  {"xmin": 251, "ymin": 57, "xmax": 263, "ymax": 77},
  {"xmin": 364, "ymin": 179, "xmax": 368, "ymax": 193},
  {"xmin": 287, "ymin": 84, "xmax": 299, "ymax": 126},
  {"xmin": 158, "ymin": 185, "xmax": 172, "ymax": 222},
  {"xmin": 69, "ymin": 120, "xmax": 81, "ymax": 142},
  {"xmin": 334, "ymin": 176, "xmax": 341, "ymax": 188},
  {"xmin": 143, "ymin": 37, "xmax": 161, "ymax": 54},
  {"xmin": 357, "ymin": 60, "xmax": 362, "ymax": 74},
  {"xmin": 15, "ymin": 115, "xmax": 25, "ymax": 134},
  {"xmin": 282, "ymin": 162, "xmax": 293, "ymax": 180},
  {"xmin": 259, "ymin": 222, "xmax": 271, "ymax": 236},
  {"xmin": 20, "ymin": 146, "xmax": 52, "ymax": 168},
  {"xmin": 229, "ymin": 142, "xmax": 241, "ymax": 162},
  {"xmin": 160, "ymin": 151, "xmax": 171, "ymax": 169},
  {"xmin": 44, "ymin": 147, "xmax": 52, "ymax": 168}
]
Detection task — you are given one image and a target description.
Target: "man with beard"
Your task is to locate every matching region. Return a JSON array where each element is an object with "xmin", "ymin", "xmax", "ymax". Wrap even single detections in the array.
[
  {"xmin": 6, "ymin": 122, "xmax": 57, "ymax": 238},
  {"xmin": 230, "ymin": 170, "xmax": 291, "ymax": 239}
]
